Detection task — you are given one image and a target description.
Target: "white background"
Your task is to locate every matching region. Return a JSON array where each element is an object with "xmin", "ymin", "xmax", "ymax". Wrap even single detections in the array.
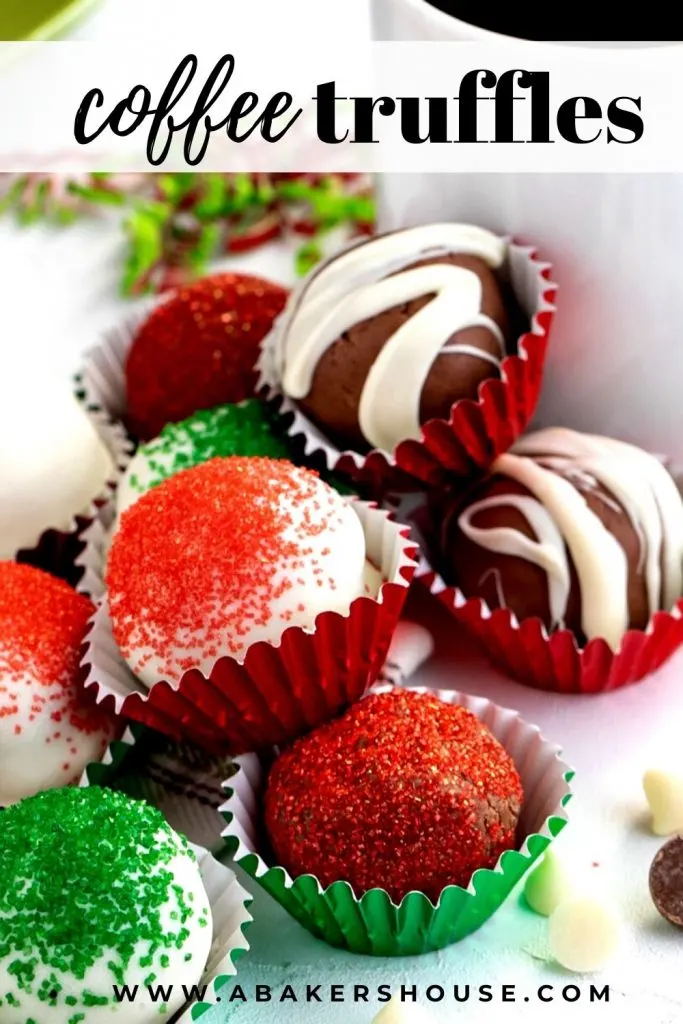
[
  {"xmin": 5, "ymin": 212, "xmax": 683, "ymax": 1024},
  {"xmin": 4, "ymin": 2, "xmax": 683, "ymax": 1023}
]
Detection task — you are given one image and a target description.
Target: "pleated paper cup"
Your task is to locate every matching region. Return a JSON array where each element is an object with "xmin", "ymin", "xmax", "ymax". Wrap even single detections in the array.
[
  {"xmin": 221, "ymin": 684, "xmax": 573, "ymax": 957},
  {"xmin": 258, "ymin": 236, "xmax": 557, "ymax": 493},
  {"xmin": 14, "ymin": 409, "xmax": 132, "ymax": 599},
  {"xmin": 419, "ymin": 564, "xmax": 683, "ymax": 693},
  {"xmin": 409, "ymin": 485, "xmax": 683, "ymax": 694},
  {"xmin": 80, "ymin": 502, "xmax": 418, "ymax": 755},
  {"xmin": 75, "ymin": 300, "xmax": 157, "ymax": 427},
  {"xmin": 175, "ymin": 852, "xmax": 252, "ymax": 1023}
]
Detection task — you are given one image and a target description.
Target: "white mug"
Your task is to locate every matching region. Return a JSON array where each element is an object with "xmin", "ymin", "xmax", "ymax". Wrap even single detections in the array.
[{"xmin": 372, "ymin": 2, "xmax": 683, "ymax": 463}]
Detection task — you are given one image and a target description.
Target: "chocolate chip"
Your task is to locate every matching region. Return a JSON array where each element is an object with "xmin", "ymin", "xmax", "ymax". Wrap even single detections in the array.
[{"xmin": 649, "ymin": 835, "xmax": 683, "ymax": 926}]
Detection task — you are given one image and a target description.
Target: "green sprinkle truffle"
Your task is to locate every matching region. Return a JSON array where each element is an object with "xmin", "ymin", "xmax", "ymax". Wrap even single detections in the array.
[
  {"xmin": 0, "ymin": 787, "xmax": 212, "ymax": 1023},
  {"xmin": 116, "ymin": 400, "xmax": 291, "ymax": 521}
]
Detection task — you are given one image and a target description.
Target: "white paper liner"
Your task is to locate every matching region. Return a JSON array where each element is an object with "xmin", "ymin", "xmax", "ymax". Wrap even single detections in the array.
[
  {"xmin": 77, "ymin": 297, "xmax": 162, "ymax": 420},
  {"xmin": 174, "ymin": 850, "xmax": 253, "ymax": 1023},
  {"xmin": 256, "ymin": 235, "xmax": 557, "ymax": 478},
  {"xmin": 222, "ymin": 683, "xmax": 573, "ymax": 906}
]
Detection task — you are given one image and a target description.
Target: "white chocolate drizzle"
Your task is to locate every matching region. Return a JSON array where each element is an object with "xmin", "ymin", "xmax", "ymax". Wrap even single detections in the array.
[
  {"xmin": 276, "ymin": 224, "xmax": 508, "ymax": 453},
  {"xmin": 458, "ymin": 428, "xmax": 683, "ymax": 649}
]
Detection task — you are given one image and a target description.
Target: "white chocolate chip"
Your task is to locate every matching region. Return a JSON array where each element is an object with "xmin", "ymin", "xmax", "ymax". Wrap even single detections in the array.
[
  {"xmin": 548, "ymin": 896, "xmax": 620, "ymax": 973},
  {"xmin": 372, "ymin": 997, "xmax": 433, "ymax": 1024},
  {"xmin": 524, "ymin": 849, "xmax": 572, "ymax": 916},
  {"xmin": 643, "ymin": 769, "xmax": 683, "ymax": 836}
]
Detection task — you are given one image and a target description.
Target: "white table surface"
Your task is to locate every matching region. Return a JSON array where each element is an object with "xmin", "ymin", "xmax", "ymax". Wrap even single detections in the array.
[{"xmin": 2, "ymin": 212, "xmax": 683, "ymax": 1024}]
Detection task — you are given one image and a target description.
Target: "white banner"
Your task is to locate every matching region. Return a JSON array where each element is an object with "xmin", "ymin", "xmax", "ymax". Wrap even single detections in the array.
[{"xmin": 0, "ymin": 40, "xmax": 680, "ymax": 171}]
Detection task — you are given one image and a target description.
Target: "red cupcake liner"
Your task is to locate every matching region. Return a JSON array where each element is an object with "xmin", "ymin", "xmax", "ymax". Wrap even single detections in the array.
[
  {"xmin": 409, "ymin": 488, "xmax": 683, "ymax": 694},
  {"xmin": 14, "ymin": 408, "xmax": 132, "ymax": 600},
  {"xmin": 79, "ymin": 501, "xmax": 419, "ymax": 755},
  {"xmin": 258, "ymin": 236, "xmax": 557, "ymax": 494}
]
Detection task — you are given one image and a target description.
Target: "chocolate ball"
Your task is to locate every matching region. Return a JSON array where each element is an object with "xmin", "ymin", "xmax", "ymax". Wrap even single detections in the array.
[
  {"xmin": 276, "ymin": 224, "xmax": 514, "ymax": 454},
  {"xmin": 436, "ymin": 428, "xmax": 683, "ymax": 649},
  {"xmin": 650, "ymin": 836, "xmax": 683, "ymax": 927},
  {"xmin": 264, "ymin": 689, "xmax": 523, "ymax": 903}
]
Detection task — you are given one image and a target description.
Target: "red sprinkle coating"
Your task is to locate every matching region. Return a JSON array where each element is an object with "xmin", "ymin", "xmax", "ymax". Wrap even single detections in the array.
[
  {"xmin": 264, "ymin": 689, "xmax": 524, "ymax": 903},
  {"xmin": 107, "ymin": 456, "xmax": 347, "ymax": 681},
  {"xmin": 0, "ymin": 562, "xmax": 113, "ymax": 755},
  {"xmin": 126, "ymin": 272, "xmax": 288, "ymax": 440}
]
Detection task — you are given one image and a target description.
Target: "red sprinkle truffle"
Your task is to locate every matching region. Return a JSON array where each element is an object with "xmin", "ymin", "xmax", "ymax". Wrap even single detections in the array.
[
  {"xmin": 264, "ymin": 689, "xmax": 523, "ymax": 903},
  {"xmin": 0, "ymin": 562, "xmax": 116, "ymax": 804},
  {"xmin": 106, "ymin": 456, "xmax": 367, "ymax": 685},
  {"xmin": 126, "ymin": 272, "xmax": 288, "ymax": 439}
]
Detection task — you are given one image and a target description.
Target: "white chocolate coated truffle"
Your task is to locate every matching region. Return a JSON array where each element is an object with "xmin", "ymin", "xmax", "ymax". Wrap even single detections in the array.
[
  {"xmin": 107, "ymin": 457, "xmax": 368, "ymax": 686},
  {"xmin": 548, "ymin": 896, "xmax": 620, "ymax": 973},
  {"xmin": 524, "ymin": 849, "xmax": 572, "ymax": 917},
  {"xmin": 643, "ymin": 768, "xmax": 683, "ymax": 836},
  {"xmin": 0, "ymin": 661, "xmax": 115, "ymax": 806},
  {"xmin": 372, "ymin": 997, "xmax": 434, "ymax": 1024},
  {"xmin": 0, "ymin": 561, "xmax": 117, "ymax": 806},
  {"xmin": 0, "ymin": 376, "xmax": 114, "ymax": 558},
  {"xmin": 0, "ymin": 787, "xmax": 212, "ymax": 1023}
]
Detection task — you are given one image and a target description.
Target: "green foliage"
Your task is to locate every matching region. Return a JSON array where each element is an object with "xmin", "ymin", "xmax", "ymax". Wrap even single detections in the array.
[{"xmin": 0, "ymin": 173, "xmax": 375, "ymax": 295}]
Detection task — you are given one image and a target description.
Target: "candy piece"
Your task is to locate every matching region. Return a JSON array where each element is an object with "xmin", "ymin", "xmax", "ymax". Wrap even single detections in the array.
[
  {"xmin": 265, "ymin": 688, "xmax": 523, "ymax": 904},
  {"xmin": 0, "ymin": 375, "xmax": 114, "ymax": 558},
  {"xmin": 107, "ymin": 457, "xmax": 367, "ymax": 685},
  {"xmin": 0, "ymin": 786, "xmax": 212, "ymax": 1023},
  {"xmin": 436, "ymin": 427, "xmax": 683, "ymax": 652},
  {"xmin": 126, "ymin": 273, "xmax": 288, "ymax": 439},
  {"xmin": 643, "ymin": 769, "xmax": 683, "ymax": 836},
  {"xmin": 0, "ymin": 561, "xmax": 117, "ymax": 805},
  {"xmin": 548, "ymin": 896, "xmax": 620, "ymax": 972},
  {"xmin": 276, "ymin": 224, "xmax": 511, "ymax": 453},
  {"xmin": 372, "ymin": 997, "xmax": 433, "ymax": 1024},
  {"xmin": 524, "ymin": 848, "xmax": 572, "ymax": 916},
  {"xmin": 649, "ymin": 835, "xmax": 683, "ymax": 926}
]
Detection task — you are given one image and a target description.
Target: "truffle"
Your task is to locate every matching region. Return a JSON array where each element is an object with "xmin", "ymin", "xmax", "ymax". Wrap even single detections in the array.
[
  {"xmin": 437, "ymin": 427, "xmax": 683, "ymax": 649},
  {"xmin": 264, "ymin": 688, "xmax": 523, "ymax": 903},
  {"xmin": 0, "ymin": 561, "xmax": 117, "ymax": 805},
  {"xmin": 650, "ymin": 835, "xmax": 683, "ymax": 927},
  {"xmin": 0, "ymin": 377, "xmax": 114, "ymax": 559},
  {"xmin": 107, "ymin": 456, "xmax": 368, "ymax": 686},
  {"xmin": 116, "ymin": 399, "xmax": 290, "ymax": 521},
  {"xmin": 0, "ymin": 786, "xmax": 212, "ymax": 1022},
  {"xmin": 126, "ymin": 272, "xmax": 288, "ymax": 439},
  {"xmin": 275, "ymin": 223, "xmax": 512, "ymax": 453}
]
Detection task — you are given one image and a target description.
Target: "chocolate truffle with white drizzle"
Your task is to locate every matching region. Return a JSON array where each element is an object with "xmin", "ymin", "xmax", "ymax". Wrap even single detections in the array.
[
  {"xmin": 275, "ymin": 224, "xmax": 512, "ymax": 453},
  {"xmin": 438, "ymin": 428, "xmax": 683, "ymax": 650}
]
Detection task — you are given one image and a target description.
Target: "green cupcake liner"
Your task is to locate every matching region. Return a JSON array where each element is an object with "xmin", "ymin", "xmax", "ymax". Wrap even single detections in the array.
[{"xmin": 221, "ymin": 683, "xmax": 574, "ymax": 957}]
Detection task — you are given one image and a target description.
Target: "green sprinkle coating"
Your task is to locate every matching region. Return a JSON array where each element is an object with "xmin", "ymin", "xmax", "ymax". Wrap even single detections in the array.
[
  {"xmin": 0, "ymin": 787, "xmax": 210, "ymax": 1023},
  {"xmin": 127, "ymin": 399, "xmax": 291, "ymax": 498}
]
